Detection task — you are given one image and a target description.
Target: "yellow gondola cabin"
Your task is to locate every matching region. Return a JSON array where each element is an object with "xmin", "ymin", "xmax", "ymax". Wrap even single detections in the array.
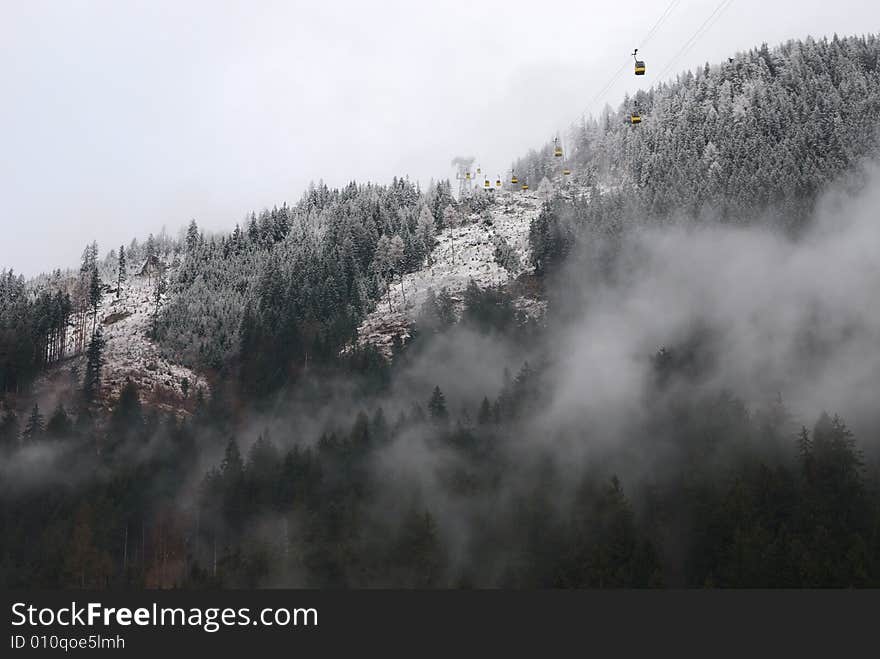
[{"xmin": 633, "ymin": 48, "xmax": 646, "ymax": 75}]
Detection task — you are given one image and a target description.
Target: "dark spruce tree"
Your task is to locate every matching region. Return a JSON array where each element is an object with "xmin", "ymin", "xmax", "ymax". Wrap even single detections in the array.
[
  {"xmin": 83, "ymin": 327, "xmax": 105, "ymax": 406},
  {"xmin": 21, "ymin": 403, "xmax": 44, "ymax": 443}
]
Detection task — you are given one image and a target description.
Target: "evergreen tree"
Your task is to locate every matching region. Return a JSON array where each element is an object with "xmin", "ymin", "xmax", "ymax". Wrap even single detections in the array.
[
  {"xmin": 88, "ymin": 264, "xmax": 101, "ymax": 332},
  {"xmin": 0, "ymin": 411, "xmax": 20, "ymax": 450},
  {"xmin": 221, "ymin": 438, "xmax": 244, "ymax": 480},
  {"xmin": 247, "ymin": 215, "xmax": 259, "ymax": 243},
  {"xmin": 417, "ymin": 288, "xmax": 441, "ymax": 333},
  {"xmin": 416, "ymin": 204, "xmax": 436, "ymax": 264},
  {"xmin": 350, "ymin": 411, "xmax": 371, "ymax": 451},
  {"xmin": 186, "ymin": 219, "xmax": 200, "ymax": 254},
  {"xmin": 442, "ymin": 206, "xmax": 459, "ymax": 263},
  {"xmin": 146, "ymin": 233, "xmax": 157, "ymax": 260},
  {"xmin": 46, "ymin": 403, "xmax": 72, "ymax": 439},
  {"xmin": 392, "ymin": 510, "xmax": 445, "ymax": 587},
  {"xmin": 116, "ymin": 245, "xmax": 126, "ymax": 299},
  {"xmin": 797, "ymin": 426, "xmax": 813, "ymax": 479},
  {"xmin": 83, "ymin": 327, "xmax": 105, "ymax": 405},
  {"xmin": 219, "ymin": 438, "xmax": 246, "ymax": 530},
  {"xmin": 151, "ymin": 265, "xmax": 167, "ymax": 337},
  {"xmin": 429, "ymin": 181, "xmax": 454, "ymax": 227},
  {"xmin": 435, "ymin": 288, "xmax": 456, "ymax": 327},
  {"xmin": 110, "ymin": 379, "xmax": 143, "ymax": 436},
  {"xmin": 427, "ymin": 386, "xmax": 448, "ymax": 423},
  {"xmin": 22, "ymin": 404, "xmax": 44, "ymax": 442}
]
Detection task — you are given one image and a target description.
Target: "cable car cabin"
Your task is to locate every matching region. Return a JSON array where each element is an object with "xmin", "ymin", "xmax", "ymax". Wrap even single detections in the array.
[
  {"xmin": 511, "ymin": 175, "xmax": 519, "ymax": 184},
  {"xmin": 630, "ymin": 113, "xmax": 642, "ymax": 125},
  {"xmin": 554, "ymin": 146, "xmax": 563, "ymax": 157},
  {"xmin": 496, "ymin": 178, "xmax": 502, "ymax": 187},
  {"xmin": 632, "ymin": 49, "xmax": 645, "ymax": 76},
  {"xmin": 563, "ymin": 168, "xmax": 571, "ymax": 176},
  {"xmin": 521, "ymin": 183, "xmax": 529, "ymax": 191},
  {"xmin": 466, "ymin": 171, "xmax": 471, "ymax": 179},
  {"xmin": 484, "ymin": 179, "xmax": 490, "ymax": 188},
  {"xmin": 477, "ymin": 167, "xmax": 481, "ymax": 174}
]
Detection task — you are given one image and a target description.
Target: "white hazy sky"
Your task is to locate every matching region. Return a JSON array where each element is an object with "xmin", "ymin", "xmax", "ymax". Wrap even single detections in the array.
[{"xmin": 1, "ymin": 0, "xmax": 877, "ymax": 276}]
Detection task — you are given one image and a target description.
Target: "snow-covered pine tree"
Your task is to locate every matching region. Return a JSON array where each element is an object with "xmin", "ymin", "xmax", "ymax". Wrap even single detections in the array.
[
  {"xmin": 88, "ymin": 261, "xmax": 101, "ymax": 334},
  {"xmin": 116, "ymin": 245, "xmax": 126, "ymax": 299},
  {"xmin": 416, "ymin": 204, "xmax": 436, "ymax": 265},
  {"xmin": 186, "ymin": 219, "xmax": 200, "ymax": 254}
]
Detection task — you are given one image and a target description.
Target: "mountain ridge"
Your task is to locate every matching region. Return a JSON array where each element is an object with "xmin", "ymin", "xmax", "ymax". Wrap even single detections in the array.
[{"xmin": 2, "ymin": 33, "xmax": 879, "ymax": 414}]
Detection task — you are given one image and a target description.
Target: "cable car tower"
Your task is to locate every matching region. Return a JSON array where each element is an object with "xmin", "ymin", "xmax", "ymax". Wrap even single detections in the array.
[{"xmin": 452, "ymin": 156, "xmax": 476, "ymax": 198}]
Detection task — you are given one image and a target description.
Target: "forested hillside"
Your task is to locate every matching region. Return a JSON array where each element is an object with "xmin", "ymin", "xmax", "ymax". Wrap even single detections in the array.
[
  {"xmin": 2, "ymin": 34, "xmax": 880, "ymax": 589},
  {"xmin": 522, "ymin": 34, "xmax": 880, "ymax": 271},
  {"xmin": 156, "ymin": 179, "xmax": 454, "ymax": 383}
]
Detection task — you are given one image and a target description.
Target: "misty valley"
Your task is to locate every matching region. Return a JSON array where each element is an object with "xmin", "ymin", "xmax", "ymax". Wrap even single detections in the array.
[{"xmin": 2, "ymin": 34, "xmax": 880, "ymax": 590}]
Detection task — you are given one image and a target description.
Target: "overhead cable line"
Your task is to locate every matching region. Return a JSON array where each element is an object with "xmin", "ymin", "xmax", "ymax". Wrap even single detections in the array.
[
  {"xmin": 582, "ymin": 0, "xmax": 682, "ymax": 117},
  {"xmin": 657, "ymin": 0, "xmax": 736, "ymax": 81},
  {"xmin": 640, "ymin": 0, "xmax": 682, "ymax": 49}
]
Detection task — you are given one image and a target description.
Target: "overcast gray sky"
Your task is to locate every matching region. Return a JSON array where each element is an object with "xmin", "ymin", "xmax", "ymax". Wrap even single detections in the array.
[{"xmin": 2, "ymin": 0, "xmax": 877, "ymax": 276}]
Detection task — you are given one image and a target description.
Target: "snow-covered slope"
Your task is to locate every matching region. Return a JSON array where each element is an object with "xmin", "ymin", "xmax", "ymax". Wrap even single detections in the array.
[
  {"xmin": 98, "ymin": 269, "xmax": 209, "ymax": 413},
  {"xmin": 357, "ymin": 188, "xmax": 545, "ymax": 355},
  {"xmin": 35, "ymin": 264, "xmax": 209, "ymax": 416}
]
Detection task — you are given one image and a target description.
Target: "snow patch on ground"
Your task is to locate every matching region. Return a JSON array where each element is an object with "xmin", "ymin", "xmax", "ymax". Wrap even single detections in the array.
[
  {"xmin": 356, "ymin": 190, "xmax": 545, "ymax": 355},
  {"xmin": 35, "ymin": 266, "xmax": 209, "ymax": 416},
  {"xmin": 99, "ymin": 271, "xmax": 209, "ymax": 413}
]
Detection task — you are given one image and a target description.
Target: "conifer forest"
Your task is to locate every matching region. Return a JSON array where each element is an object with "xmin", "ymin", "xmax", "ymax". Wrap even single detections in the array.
[{"xmin": 2, "ymin": 32, "xmax": 880, "ymax": 589}]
